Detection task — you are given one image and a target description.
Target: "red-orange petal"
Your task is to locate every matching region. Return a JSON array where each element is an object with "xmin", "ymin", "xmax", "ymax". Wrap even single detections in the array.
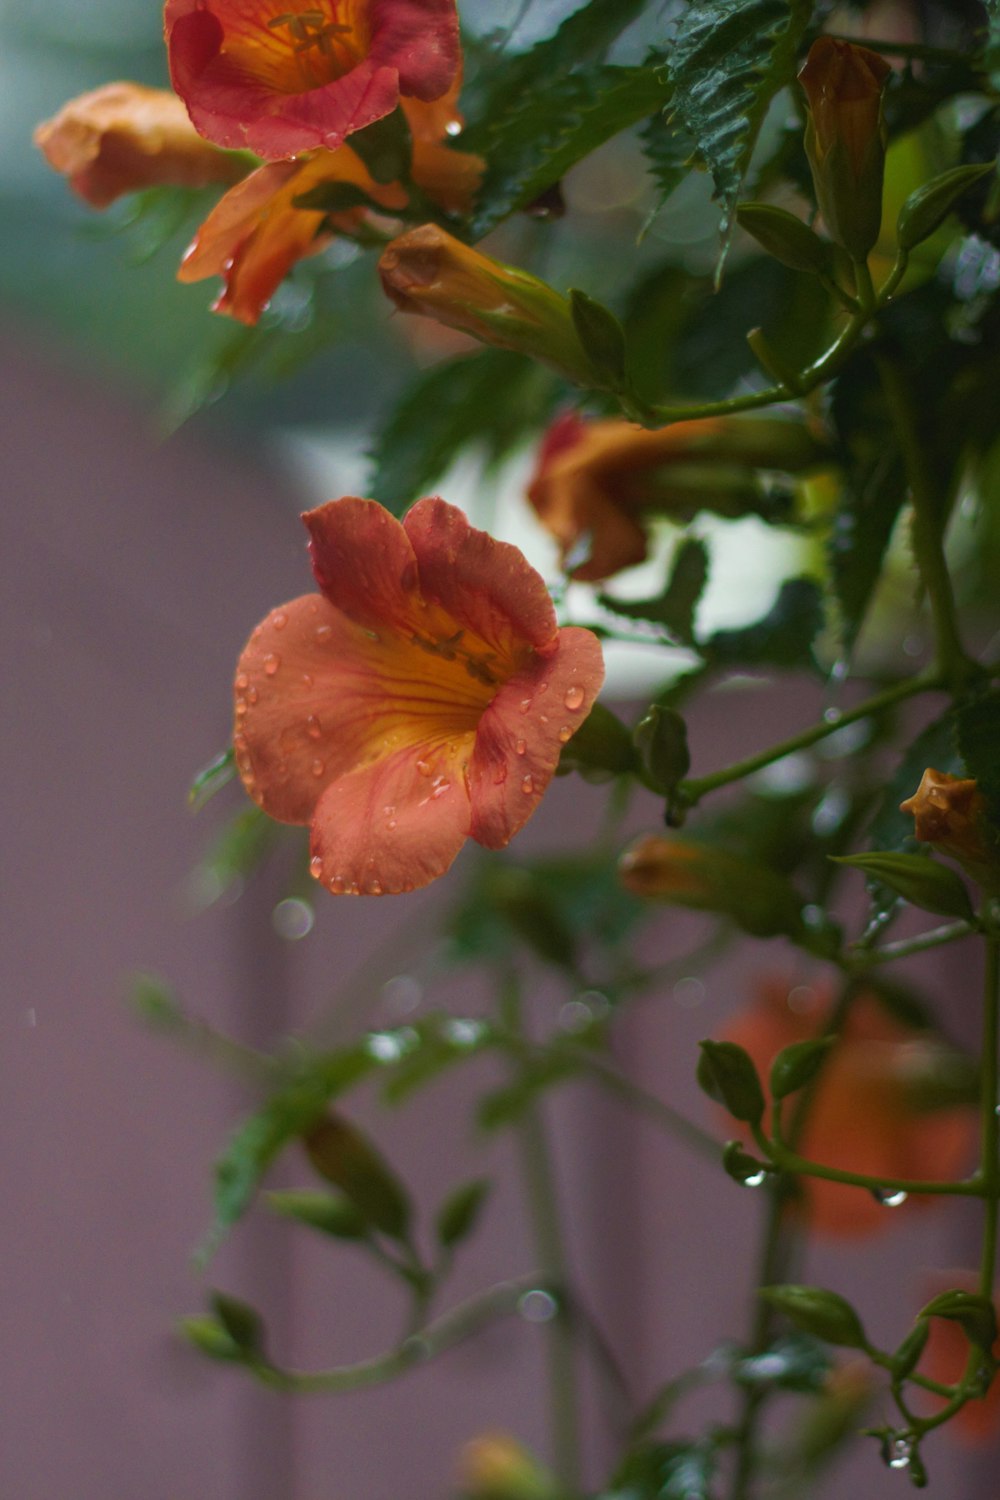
[
  {"xmin": 403, "ymin": 496, "xmax": 558, "ymax": 655},
  {"xmin": 468, "ymin": 627, "xmax": 605, "ymax": 849},
  {"xmin": 304, "ymin": 495, "xmax": 423, "ymax": 632},
  {"xmin": 165, "ymin": 0, "xmax": 459, "ymax": 159},
  {"xmin": 308, "ymin": 737, "xmax": 473, "ymax": 894}
]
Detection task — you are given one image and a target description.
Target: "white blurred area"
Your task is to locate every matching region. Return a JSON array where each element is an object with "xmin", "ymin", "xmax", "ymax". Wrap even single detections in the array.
[{"xmin": 274, "ymin": 426, "xmax": 813, "ymax": 698}]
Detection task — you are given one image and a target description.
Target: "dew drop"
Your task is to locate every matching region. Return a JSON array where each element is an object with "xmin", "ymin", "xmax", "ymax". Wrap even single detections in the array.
[
  {"xmin": 301, "ymin": 674, "xmax": 312, "ymax": 689},
  {"xmin": 564, "ymin": 685, "xmax": 585, "ymax": 711},
  {"xmin": 383, "ymin": 804, "xmax": 396, "ymax": 816},
  {"xmin": 416, "ymin": 759, "xmax": 433, "ymax": 777},
  {"xmin": 306, "ymin": 715, "xmax": 322, "ymax": 740},
  {"xmin": 235, "ymin": 698, "xmax": 248, "ymax": 718},
  {"xmin": 247, "ymin": 686, "xmax": 259, "ymax": 704},
  {"xmin": 263, "ymin": 653, "xmax": 280, "ymax": 676},
  {"xmin": 348, "ymin": 881, "xmax": 360, "ymax": 895},
  {"xmin": 742, "ymin": 1170, "xmax": 768, "ymax": 1188},
  {"xmin": 886, "ymin": 1437, "xmax": 912, "ymax": 1471},
  {"xmin": 272, "ymin": 610, "xmax": 288, "ymax": 630},
  {"xmin": 518, "ymin": 1289, "xmax": 558, "ymax": 1323},
  {"xmin": 521, "ymin": 775, "xmax": 534, "ymax": 795},
  {"xmin": 519, "ymin": 698, "xmax": 532, "ymax": 714},
  {"xmin": 432, "ymin": 779, "xmax": 451, "ymax": 799},
  {"xmin": 493, "ymin": 764, "xmax": 508, "ymax": 785},
  {"xmin": 330, "ymin": 874, "xmax": 346, "ymax": 893},
  {"xmin": 315, "ymin": 624, "xmax": 333, "ymax": 643},
  {"xmin": 387, "ymin": 819, "xmax": 398, "ymax": 830},
  {"xmin": 235, "ymin": 673, "xmax": 249, "ymax": 691},
  {"xmin": 538, "ymin": 681, "xmax": 549, "ymax": 694},
  {"xmin": 309, "ymin": 855, "xmax": 324, "ymax": 880},
  {"xmin": 311, "ymin": 759, "xmax": 325, "ymax": 777},
  {"xmin": 872, "ymin": 1187, "xmax": 908, "ymax": 1208},
  {"xmin": 367, "ymin": 877, "xmax": 383, "ymax": 895},
  {"xmin": 515, "ymin": 738, "xmax": 527, "ymax": 755},
  {"xmin": 558, "ymin": 725, "xmax": 572, "ymax": 743},
  {"xmin": 539, "ymin": 715, "xmax": 549, "ymax": 725}
]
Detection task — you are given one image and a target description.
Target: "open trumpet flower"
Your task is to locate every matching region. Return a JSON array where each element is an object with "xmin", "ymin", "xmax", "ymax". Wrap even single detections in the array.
[
  {"xmin": 233, "ymin": 497, "xmax": 604, "ymax": 894},
  {"xmin": 165, "ymin": 0, "xmax": 461, "ymax": 158}
]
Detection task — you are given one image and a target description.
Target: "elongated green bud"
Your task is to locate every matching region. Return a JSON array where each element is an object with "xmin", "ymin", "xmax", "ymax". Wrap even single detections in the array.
[
  {"xmin": 832, "ymin": 850, "xmax": 974, "ymax": 920},
  {"xmin": 897, "ymin": 162, "xmax": 996, "ymax": 251},
  {"xmin": 697, "ymin": 1040, "xmax": 765, "ymax": 1125},
  {"xmin": 761, "ymin": 1285, "xmax": 868, "ymax": 1349}
]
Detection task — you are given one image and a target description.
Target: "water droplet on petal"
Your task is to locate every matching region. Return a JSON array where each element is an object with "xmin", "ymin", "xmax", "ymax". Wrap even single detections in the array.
[
  {"xmin": 247, "ymin": 686, "xmax": 259, "ymax": 704},
  {"xmin": 538, "ymin": 681, "xmax": 549, "ymax": 694},
  {"xmin": 432, "ymin": 780, "xmax": 451, "ymax": 799},
  {"xmin": 309, "ymin": 855, "xmax": 324, "ymax": 880},
  {"xmin": 367, "ymin": 877, "xmax": 383, "ymax": 895},
  {"xmin": 558, "ymin": 725, "xmax": 572, "ymax": 743},
  {"xmin": 263, "ymin": 653, "xmax": 280, "ymax": 676},
  {"xmin": 519, "ymin": 698, "xmax": 532, "ymax": 714},
  {"xmin": 872, "ymin": 1187, "xmax": 908, "ymax": 1208},
  {"xmin": 494, "ymin": 764, "xmax": 508, "ymax": 785},
  {"xmin": 301, "ymin": 674, "xmax": 312, "ymax": 689},
  {"xmin": 330, "ymin": 874, "xmax": 345, "ymax": 893},
  {"xmin": 348, "ymin": 881, "xmax": 360, "ymax": 895},
  {"xmin": 311, "ymin": 759, "xmax": 325, "ymax": 777},
  {"xmin": 387, "ymin": 818, "xmax": 398, "ymax": 830},
  {"xmin": 416, "ymin": 759, "xmax": 433, "ymax": 777},
  {"xmin": 515, "ymin": 738, "xmax": 527, "ymax": 755},
  {"xmin": 521, "ymin": 775, "xmax": 534, "ymax": 795},
  {"xmin": 235, "ymin": 673, "xmax": 249, "ymax": 691},
  {"xmin": 564, "ymin": 685, "xmax": 584, "ymax": 711},
  {"xmin": 306, "ymin": 715, "xmax": 322, "ymax": 740},
  {"xmin": 235, "ymin": 698, "xmax": 248, "ymax": 718},
  {"xmin": 272, "ymin": 611, "xmax": 287, "ymax": 630},
  {"xmin": 316, "ymin": 625, "xmax": 333, "ymax": 643}
]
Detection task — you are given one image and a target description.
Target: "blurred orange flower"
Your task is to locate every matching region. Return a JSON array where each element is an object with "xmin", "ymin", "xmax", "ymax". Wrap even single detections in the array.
[
  {"xmin": 165, "ymin": 0, "xmax": 460, "ymax": 159},
  {"xmin": 718, "ymin": 977, "xmax": 976, "ymax": 1236},
  {"xmin": 525, "ymin": 411, "xmax": 826, "ymax": 581},
  {"xmin": 178, "ymin": 86, "xmax": 482, "ymax": 323},
  {"xmin": 233, "ymin": 496, "xmax": 604, "ymax": 894},
  {"xmin": 34, "ymin": 82, "xmax": 248, "ymax": 208}
]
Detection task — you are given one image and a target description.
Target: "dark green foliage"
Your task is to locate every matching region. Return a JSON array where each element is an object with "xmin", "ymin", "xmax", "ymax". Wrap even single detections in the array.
[
  {"xmin": 368, "ymin": 349, "xmax": 560, "ymax": 513},
  {"xmin": 703, "ymin": 578, "xmax": 824, "ymax": 671},
  {"xmin": 465, "ymin": 65, "xmax": 669, "ymax": 238},
  {"xmin": 600, "ymin": 538, "xmax": 709, "ymax": 644},
  {"xmin": 735, "ymin": 1332, "xmax": 833, "ymax": 1393},
  {"xmin": 435, "ymin": 1179, "xmax": 491, "ymax": 1249},
  {"xmin": 608, "ymin": 1440, "xmax": 717, "ymax": 1499},
  {"xmin": 664, "ymin": 0, "xmax": 813, "ymax": 272}
]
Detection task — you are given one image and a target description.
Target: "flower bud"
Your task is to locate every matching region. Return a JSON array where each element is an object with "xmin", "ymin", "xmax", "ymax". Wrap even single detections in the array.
[
  {"xmin": 833, "ymin": 849, "xmax": 975, "ymax": 920},
  {"xmin": 900, "ymin": 768, "xmax": 998, "ymax": 890},
  {"xmin": 34, "ymin": 82, "xmax": 249, "ymax": 209},
  {"xmin": 760, "ymin": 1284, "xmax": 868, "ymax": 1349},
  {"xmin": 798, "ymin": 37, "xmax": 892, "ymax": 260},
  {"xmin": 619, "ymin": 836, "xmax": 806, "ymax": 939},
  {"xmin": 458, "ymin": 1433, "xmax": 555, "ymax": 1500},
  {"xmin": 378, "ymin": 225, "xmax": 597, "ymax": 385}
]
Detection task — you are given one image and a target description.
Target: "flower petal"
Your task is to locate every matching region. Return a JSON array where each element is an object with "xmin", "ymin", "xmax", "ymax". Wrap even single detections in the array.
[
  {"xmin": 303, "ymin": 496, "xmax": 423, "ymax": 632},
  {"xmin": 235, "ymin": 587, "xmax": 493, "ymax": 823},
  {"xmin": 308, "ymin": 737, "xmax": 473, "ymax": 894},
  {"xmin": 467, "ymin": 626, "xmax": 605, "ymax": 849},
  {"xmin": 403, "ymin": 496, "xmax": 558, "ymax": 656}
]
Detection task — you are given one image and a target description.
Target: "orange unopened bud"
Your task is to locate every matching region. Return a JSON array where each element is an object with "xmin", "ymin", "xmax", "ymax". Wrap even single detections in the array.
[
  {"xmin": 378, "ymin": 225, "xmax": 596, "ymax": 385},
  {"xmin": 900, "ymin": 768, "xmax": 998, "ymax": 889},
  {"xmin": 34, "ymin": 82, "xmax": 249, "ymax": 209},
  {"xmin": 798, "ymin": 37, "xmax": 892, "ymax": 260},
  {"xmin": 458, "ymin": 1433, "xmax": 554, "ymax": 1500}
]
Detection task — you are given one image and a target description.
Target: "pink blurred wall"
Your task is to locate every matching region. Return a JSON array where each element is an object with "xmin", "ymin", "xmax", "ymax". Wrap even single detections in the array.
[{"xmin": 2, "ymin": 331, "xmax": 995, "ymax": 1498}]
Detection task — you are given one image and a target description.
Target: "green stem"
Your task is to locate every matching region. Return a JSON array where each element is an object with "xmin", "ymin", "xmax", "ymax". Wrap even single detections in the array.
[
  {"xmin": 755, "ymin": 1126, "xmax": 981, "ymax": 1197},
  {"xmin": 244, "ymin": 1273, "xmax": 549, "ymax": 1393},
  {"xmin": 876, "ymin": 356, "xmax": 977, "ymax": 688},
  {"xmin": 554, "ymin": 1046, "xmax": 721, "ymax": 1161},
  {"xmin": 680, "ymin": 671, "xmax": 941, "ymax": 806},
  {"xmin": 853, "ymin": 918, "xmax": 978, "ymax": 968},
  {"xmin": 501, "ymin": 974, "xmax": 583, "ymax": 1497}
]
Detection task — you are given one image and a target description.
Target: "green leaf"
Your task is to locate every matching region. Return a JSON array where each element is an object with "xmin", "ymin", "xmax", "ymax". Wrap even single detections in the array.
[
  {"xmin": 736, "ymin": 1332, "xmax": 833, "ymax": 1393},
  {"xmin": 600, "ymin": 537, "xmax": 709, "ymax": 643},
  {"xmin": 760, "ymin": 1285, "xmax": 868, "ymax": 1349},
  {"xmin": 569, "ymin": 289, "xmax": 628, "ymax": 389},
  {"xmin": 210, "ymin": 1291, "xmax": 264, "ymax": 1355},
  {"xmin": 633, "ymin": 705, "xmax": 691, "ymax": 799},
  {"xmin": 828, "ymin": 351, "xmax": 907, "ymax": 651},
  {"xmin": 832, "ymin": 851, "xmax": 975, "ymax": 920},
  {"xmin": 202, "ymin": 1046, "xmax": 375, "ymax": 1260},
  {"xmin": 304, "ymin": 1115, "xmax": 412, "ymax": 1241},
  {"xmin": 464, "ymin": 0, "xmax": 648, "ymax": 124},
  {"xmin": 609, "ymin": 1441, "xmax": 717, "ymax": 1500},
  {"xmin": 897, "ymin": 162, "xmax": 997, "ymax": 251},
  {"xmin": 557, "ymin": 701, "xmax": 639, "ymax": 780},
  {"xmin": 368, "ymin": 349, "xmax": 559, "ymax": 515},
  {"xmin": 769, "ymin": 1037, "xmax": 836, "ymax": 1101},
  {"xmin": 639, "ymin": 108, "xmax": 697, "ymax": 227},
  {"xmin": 665, "ymin": 0, "xmax": 813, "ymax": 276},
  {"xmin": 180, "ymin": 1315, "xmax": 246, "ymax": 1363},
  {"xmin": 919, "ymin": 1289, "xmax": 999, "ymax": 1354},
  {"xmin": 188, "ymin": 747, "xmax": 235, "ymax": 809},
  {"xmin": 465, "ymin": 64, "xmax": 668, "ymax": 238},
  {"xmin": 436, "ymin": 1178, "xmax": 491, "ymax": 1249},
  {"xmin": 736, "ymin": 202, "xmax": 832, "ymax": 275},
  {"xmin": 697, "ymin": 1040, "xmax": 765, "ymax": 1124},
  {"xmin": 265, "ymin": 1189, "xmax": 369, "ymax": 1239},
  {"xmin": 703, "ymin": 577, "xmax": 824, "ymax": 670}
]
